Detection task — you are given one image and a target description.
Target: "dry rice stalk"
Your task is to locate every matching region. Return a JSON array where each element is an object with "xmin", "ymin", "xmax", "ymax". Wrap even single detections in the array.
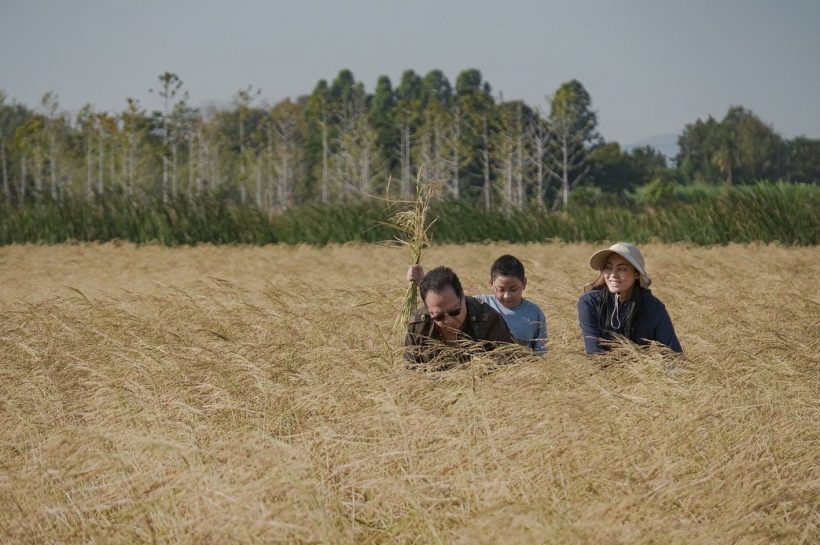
[
  {"xmin": 2, "ymin": 243, "xmax": 819, "ymax": 544},
  {"xmin": 383, "ymin": 170, "xmax": 441, "ymax": 332}
]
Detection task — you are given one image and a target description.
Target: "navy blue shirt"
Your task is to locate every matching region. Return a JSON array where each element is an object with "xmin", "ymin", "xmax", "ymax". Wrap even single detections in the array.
[{"xmin": 577, "ymin": 288, "xmax": 682, "ymax": 354}]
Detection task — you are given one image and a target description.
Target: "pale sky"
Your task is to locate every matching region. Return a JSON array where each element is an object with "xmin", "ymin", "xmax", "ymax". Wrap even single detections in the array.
[{"xmin": 1, "ymin": 0, "xmax": 818, "ymax": 147}]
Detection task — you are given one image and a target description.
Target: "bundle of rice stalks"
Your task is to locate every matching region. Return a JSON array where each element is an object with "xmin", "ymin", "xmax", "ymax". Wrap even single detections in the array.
[{"xmin": 384, "ymin": 173, "xmax": 441, "ymax": 332}]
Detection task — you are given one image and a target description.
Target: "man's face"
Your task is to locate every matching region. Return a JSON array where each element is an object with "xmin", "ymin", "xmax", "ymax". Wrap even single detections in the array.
[{"xmin": 424, "ymin": 286, "xmax": 466, "ymax": 333}]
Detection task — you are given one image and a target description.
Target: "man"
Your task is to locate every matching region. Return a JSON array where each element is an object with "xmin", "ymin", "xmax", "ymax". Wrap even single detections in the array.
[{"xmin": 405, "ymin": 266, "xmax": 514, "ymax": 366}]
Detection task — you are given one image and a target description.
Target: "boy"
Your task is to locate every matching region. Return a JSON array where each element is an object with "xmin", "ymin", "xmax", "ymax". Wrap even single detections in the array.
[{"xmin": 408, "ymin": 255, "xmax": 547, "ymax": 354}]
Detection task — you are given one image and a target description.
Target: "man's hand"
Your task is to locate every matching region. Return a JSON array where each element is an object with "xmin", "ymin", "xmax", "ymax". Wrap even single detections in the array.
[{"xmin": 407, "ymin": 264, "xmax": 424, "ymax": 284}]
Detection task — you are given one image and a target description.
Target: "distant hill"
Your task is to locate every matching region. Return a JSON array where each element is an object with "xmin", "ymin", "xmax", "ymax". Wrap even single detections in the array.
[{"xmin": 625, "ymin": 132, "xmax": 679, "ymax": 163}]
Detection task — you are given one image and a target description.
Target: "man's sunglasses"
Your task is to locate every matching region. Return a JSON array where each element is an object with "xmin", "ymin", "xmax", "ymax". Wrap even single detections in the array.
[{"xmin": 429, "ymin": 299, "xmax": 462, "ymax": 322}]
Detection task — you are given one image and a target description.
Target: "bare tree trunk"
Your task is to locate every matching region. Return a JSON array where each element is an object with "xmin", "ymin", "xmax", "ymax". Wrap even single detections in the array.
[
  {"xmin": 86, "ymin": 142, "xmax": 93, "ymax": 198},
  {"xmin": 19, "ymin": 156, "xmax": 27, "ymax": 200},
  {"xmin": 533, "ymin": 130, "xmax": 545, "ymax": 209},
  {"xmin": 420, "ymin": 127, "xmax": 432, "ymax": 181},
  {"xmin": 171, "ymin": 141, "xmax": 178, "ymax": 198},
  {"xmin": 481, "ymin": 115, "xmax": 491, "ymax": 212},
  {"xmin": 266, "ymin": 126, "xmax": 274, "ymax": 210},
  {"xmin": 361, "ymin": 140, "xmax": 370, "ymax": 196},
  {"xmin": 127, "ymin": 139, "xmax": 134, "ymax": 196},
  {"xmin": 561, "ymin": 141, "xmax": 569, "ymax": 210},
  {"xmin": 111, "ymin": 145, "xmax": 117, "ymax": 191},
  {"xmin": 162, "ymin": 158, "xmax": 168, "ymax": 203},
  {"xmin": 98, "ymin": 135, "xmax": 104, "ymax": 195},
  {"xmin": 504, "ymin": 152, "xmax": 513, "ymax": 207},
  {"xmin": 49, "ymin": 135, "xmax": 58, "ymax": 199},
  {"xmin": 198, "ymin": 126, "xmax": 206, "ymax": 194},
  {"xmin": 162, "ymin": 99, "xmax": 169, "ymax": 203},
  {"xmin": 400, "ymin": 119, "xmax": 411, "ymax": 199},
  {"xmin": 255, "ymin": 158, "xmax": 262, "ymax": 208},
  {"xmin": 321, "ymin": 120, "xmax": 329, "ymax": 204},
  {"xmin": 279, "ymin": 153, "xmax": 290, "ymax": 209},
  {"xmin": 516, "ymin": 109, "xmax": 525, "ymax": 209},
  {"xmin": 449, "ymin": 109, "xmax": 461, "ymax": 200},
  {"xmin": 452, "ymin": 139, "xmax": 460, "ymax": 200},
  {"xmin": 1, "ymin": 140, "xmax": 9, "ymax": 199},
  {"xmin": 32, "ymin": 154, "xmax": 43, "ymax": 196},
  {"xmin": 187, "ymin": 136, "xmax": 194, "ymax": 202}
]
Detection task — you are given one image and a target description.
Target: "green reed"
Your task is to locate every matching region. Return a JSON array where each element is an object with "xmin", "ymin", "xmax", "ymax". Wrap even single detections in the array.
[{"xmin": 1, "ymin": 182, "xmax": 816, "ymax": 246}]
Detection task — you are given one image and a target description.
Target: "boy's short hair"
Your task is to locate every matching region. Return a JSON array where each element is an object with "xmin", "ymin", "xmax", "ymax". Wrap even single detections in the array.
[
  {"xmin": 420, "ymin": 266, "xmax": 464, "ymax": 301},
  {"xmin": 490, "ymin": 255, "xmax": 526, "ymax": 281}
]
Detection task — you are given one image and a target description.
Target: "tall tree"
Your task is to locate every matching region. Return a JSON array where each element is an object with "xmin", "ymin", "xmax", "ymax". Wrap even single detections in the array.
[
  {"xmin": 120, "ymin": 98, "xmax": 150, "ymax": 196},
  {"xmin": 13, "ymin": 116, "xmax": 47, "ymax": 200},
  {"xmin": 233, "ymin": 85, "xmax": 262, "ymax": 204},
  {"xmin": 494, "ymin": 101, "xmax": 517, "ymax": 208},
  {"xmin": 421, "ymin": 69, "xmax": 453, "ymax": 109},
  {"xmin": 784, "ymin": 136, "xmax": 820, "ymax": 184},
  {"xmin": 150, "ymin": 72, "xmax": 183, "ymax": 202},
  {"xmin": 269, "ymin": 98, "xmax": 304, "ymax": 209},
  {"xmin": 545, "ymin": 79, "xmax": 600, "ymax": 210},
  {"xmin": 93, "ymin": 111, "xmax": 117, "ymax": 195},
  {"xmin": 168, "ymin": 97, "xmax": 201, "ymax": 201},
  {"xmin": 76, "ymin": 104, "xmax": 97, "ymax": 198},
  {"xmin": 395, "ymin": 69, "xmax": 424, "ymax": 197},
  {"xmin": 587, "ymin": 142, "xmax": 637, "ymax": 193},
  {"xmin": 528, "ymin": 108, "xmax": 550, "ymax": 208},
  {"xmin": 719, "ymin": 106, "xmax": 783, "ymax": 183},
  {"xmin": 677, "ymin": 115, "xmax": 722, "ymax": 182},
  {"xmin": 453, "ymin": 69, "xmax": 495, "ymax": 201},
  {"xmin": 0, "ymin": 90, "xmax": 7, "ymax": 199},
  {"xmin": 303, "ymin": 80, "xmax": 330, "ymax": 203},
  {"xmin": 678, "ymin": 107, "xmax": 783, "ymax": 184},
  {"xmin": 326, "ymin": 71, "xmax": 372, "ymax": 200},
  {"xmin": 0, "ymin": 90, "xmax": 30, "ymax": 199},
  {"xmin": 39, "ymin": 92, "xmax": 67, "ymax": 199},
  {"xmin": 369, "ymin": 75, "xmax": 398, "ymax": 178}
]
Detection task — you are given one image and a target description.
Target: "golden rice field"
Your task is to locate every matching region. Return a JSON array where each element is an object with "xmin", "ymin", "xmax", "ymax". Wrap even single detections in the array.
[{"xmin": 1, "ymin": 242, "xmax": 818, "ymax": 544}]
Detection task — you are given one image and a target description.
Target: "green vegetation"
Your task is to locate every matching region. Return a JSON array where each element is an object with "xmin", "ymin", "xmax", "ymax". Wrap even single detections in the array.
[
  {"xmin": 1, "ymin": 71, "xmax": 818, "ymax": 220},
  {"xmin": 2, "ymin": 181, "xmax": 816, "ymax": 246}
]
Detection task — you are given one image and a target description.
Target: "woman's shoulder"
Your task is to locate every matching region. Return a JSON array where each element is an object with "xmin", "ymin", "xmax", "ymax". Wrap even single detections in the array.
[
  {"xmin": 578, "ymin": 288, "xmax": 603, "ymax": 304},
  {"xmin": 638, "ymin": 288, "xmax": 668, "ymax": 311}
]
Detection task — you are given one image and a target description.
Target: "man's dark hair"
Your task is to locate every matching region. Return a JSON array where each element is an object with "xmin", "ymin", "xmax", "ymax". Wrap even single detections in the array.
[
  {"xmin": 490, "ymin": 255, "xmax": 525, "ymax": 281},
  {"xmin": 419, "ymin": 266, "xmax": 464, "ymax": 302}
]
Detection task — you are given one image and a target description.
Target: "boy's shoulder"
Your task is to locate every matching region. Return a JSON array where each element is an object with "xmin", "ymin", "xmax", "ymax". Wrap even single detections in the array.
[
  {"xmin": 517, "ymin": 298, "xmax": 546, "ymax": 317},
  {"xmin": 475, "ymin": 293, "xmax": 546, "ymax": 317},
  {"xmin": 473, "ymin": 293, "xmax": 495, "ymax": 305}
]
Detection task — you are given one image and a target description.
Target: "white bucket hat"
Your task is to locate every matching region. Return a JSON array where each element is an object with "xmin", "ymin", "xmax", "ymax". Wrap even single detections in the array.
[{"xmin": 589, "ymin": 242, "xmax": 652, "ymax": 288}]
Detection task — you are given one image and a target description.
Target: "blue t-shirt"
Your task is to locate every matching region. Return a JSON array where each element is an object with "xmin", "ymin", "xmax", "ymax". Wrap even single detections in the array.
[{"xmin": 474, "ymin": 294, "xmax": 547, "ymax": 354}]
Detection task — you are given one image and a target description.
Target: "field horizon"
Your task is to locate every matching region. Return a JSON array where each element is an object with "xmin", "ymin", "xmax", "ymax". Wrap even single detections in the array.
[{"xmin": 1, "ymin": 242, "xmax": 818, "ymax": 544}]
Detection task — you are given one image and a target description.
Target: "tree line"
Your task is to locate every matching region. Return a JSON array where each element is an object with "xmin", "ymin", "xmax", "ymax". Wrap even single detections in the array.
[{"xmin": 0, "ymin": 68, "xmax": 818, "ymax": 213}]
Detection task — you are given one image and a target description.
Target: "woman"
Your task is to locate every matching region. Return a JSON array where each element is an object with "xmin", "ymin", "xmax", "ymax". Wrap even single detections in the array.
[{"xmin": 577, "ymin": 242, "xmax": 682, "ymax": 354}]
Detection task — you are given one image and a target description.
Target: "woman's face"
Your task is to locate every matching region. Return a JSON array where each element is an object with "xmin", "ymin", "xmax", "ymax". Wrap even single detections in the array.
[{"xmin": 602, "ymin": 253, "xmax": 638, "ymax": 298}]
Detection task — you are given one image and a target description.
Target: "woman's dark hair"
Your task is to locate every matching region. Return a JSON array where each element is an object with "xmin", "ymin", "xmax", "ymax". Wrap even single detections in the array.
[
  {"xmin": 490, "ymin": 255, "xmax": 525, "ymax": 282},
  {"xmin": 419, "ymin": 266, "xmax": 464, "ymax": 302}
]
